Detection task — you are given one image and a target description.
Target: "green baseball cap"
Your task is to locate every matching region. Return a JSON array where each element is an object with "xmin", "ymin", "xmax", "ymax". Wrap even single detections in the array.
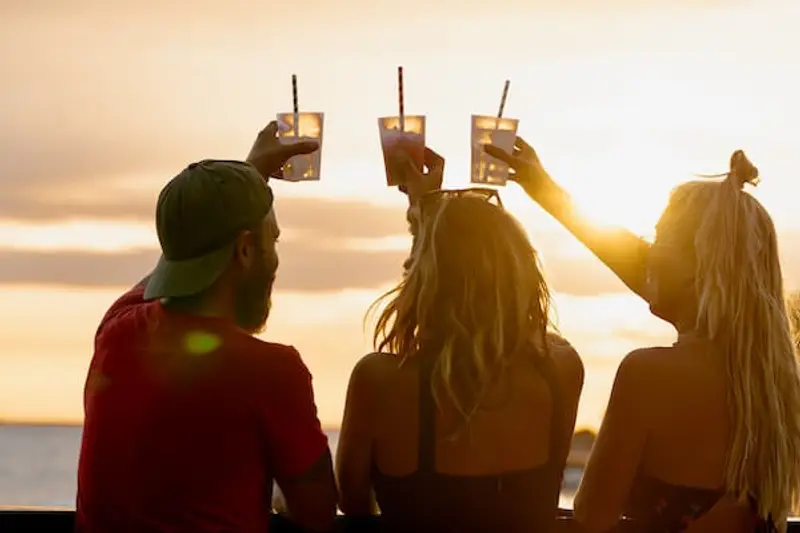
[{"xmin": 143, "ymin": 159, "xmax": 274, "ymax": 301}]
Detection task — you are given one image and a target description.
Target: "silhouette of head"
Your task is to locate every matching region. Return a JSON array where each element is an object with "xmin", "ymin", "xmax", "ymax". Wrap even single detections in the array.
[
  {"xmin": 648, "ymin": 151, "xmax": 800, "ymax": 525},
  {"xmin": 373, "ymin": 189, "xmax": 552, "ymax": 434},
  {"xmin": 646, "ymin": 150, "xmax": 768, "ymax": 330},
  {"xmin": 146, "ymin": 160, "xmax": 279, "ymax": 333}
]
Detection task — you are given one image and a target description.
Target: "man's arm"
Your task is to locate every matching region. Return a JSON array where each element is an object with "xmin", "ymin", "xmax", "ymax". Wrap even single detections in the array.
[
  {"xmin": 277, "ymin": 450, "xmax": 337, "ymax": 531},
  {"xmin": 263, "ymin": 347, "xmax": 337, "ymax": 532},
  {"xmin": 336, "ymin": 353, "xmax": 382, "ymax": 516}
]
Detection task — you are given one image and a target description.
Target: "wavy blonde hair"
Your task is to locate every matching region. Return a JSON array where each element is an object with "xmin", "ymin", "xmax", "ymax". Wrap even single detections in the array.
[
  {"xmin": 657, "ymin": 153, "xmax": 800, "ymax": 529},
  {"xmin": 788, "ymin": 292, "xmax": 800, "ymax": 349},
  {"xmin": 370, "ymin": 195, "xmax": 552, "ymax": 437}
]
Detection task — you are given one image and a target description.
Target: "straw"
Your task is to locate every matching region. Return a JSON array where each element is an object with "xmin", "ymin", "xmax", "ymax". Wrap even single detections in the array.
[
  {"xmin": 398, "ymin": 66, "xmax": 405, "ymax": 132},
  {"xmin": 484, "ymin": 79, "xmax": 511, "ymax": 182},
  {"xmin": 497, "ymin": 79, "xmax": 510, "ymax": 119},
  {"xmin": 292, "ymin": 74, "xmax": 299, "ymax": 139}
]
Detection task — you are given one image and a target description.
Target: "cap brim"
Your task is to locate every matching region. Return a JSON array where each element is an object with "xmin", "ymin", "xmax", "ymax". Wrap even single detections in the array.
[{"xmin": 143, "ymin": 242, "xmax": 235, "ymax": 301}]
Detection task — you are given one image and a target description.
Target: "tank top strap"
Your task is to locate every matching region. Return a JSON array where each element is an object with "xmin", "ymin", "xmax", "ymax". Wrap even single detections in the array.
[{"xmin": 417, "ymin": 354, "xmax": 437, "ymax": 474}]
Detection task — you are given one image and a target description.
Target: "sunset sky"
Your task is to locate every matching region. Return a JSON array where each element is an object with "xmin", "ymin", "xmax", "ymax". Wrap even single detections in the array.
[{"xmin": 1, "ymin": 0, "xmax": 798, "ymax": 427}]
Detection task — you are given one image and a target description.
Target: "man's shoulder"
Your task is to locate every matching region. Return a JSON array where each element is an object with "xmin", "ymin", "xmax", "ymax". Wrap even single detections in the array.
[
  {"xmin": 96, "ymin": 282, "xmax": 153, "ymax": 340},
  {"xmin": 237, "ymin": 335, "xmax": 301, "ymax": 360},
  {"xmin": 233, "ymin": 336, "xmax": 311, "ymax": 381}
]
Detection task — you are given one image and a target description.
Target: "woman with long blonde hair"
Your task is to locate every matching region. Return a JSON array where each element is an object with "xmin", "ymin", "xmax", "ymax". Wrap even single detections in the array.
[
  {"xmin": 487, "ymin": 140, "xmax": 800, "ymax": 532},
  {"xmin": 335, "ymin": 148, "xmax": 584, "ymax": 533}
]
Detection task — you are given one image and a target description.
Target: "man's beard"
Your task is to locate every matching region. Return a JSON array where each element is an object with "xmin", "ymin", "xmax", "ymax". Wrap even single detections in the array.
[{"xmin": 234, "ymin": 257, "xmax": 274, "ymax": 334}]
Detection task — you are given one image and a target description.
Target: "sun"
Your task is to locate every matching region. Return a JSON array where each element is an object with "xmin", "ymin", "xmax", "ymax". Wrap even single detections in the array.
[
  {"xmin": 501, "ymin": 178, "xmax": 665, "ymax": 246},
  {"xmin": 569, "ymin": 187, "xmax": 663, "ymax": 242}
]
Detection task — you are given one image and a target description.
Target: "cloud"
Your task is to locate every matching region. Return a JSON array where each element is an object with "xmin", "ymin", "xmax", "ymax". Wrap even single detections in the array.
[
  {"xmin": 0, "ymin": 189, "xmax": 409, "ymax": 240},
  {"xmin": 0, "ymin": 184, "xmax": 797, "ymax": 296},
  {"xmin": 0, "ymin": 241, "xmax": 641, "ymax": 296},
  {"xmin": 0, "ymin": 221, "xmax": 796, "ymax": 295},
  {"xmin": 0, "ymin": 244, "xmax": 407, "ymax": 293},
  {"xmin": 541, "ymin": 257, "xmax": 632, "ymax": 296}
]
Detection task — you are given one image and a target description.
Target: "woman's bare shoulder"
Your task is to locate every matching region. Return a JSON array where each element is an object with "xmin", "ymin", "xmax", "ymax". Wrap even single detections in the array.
[
  {"xmin": 350, "ymin": 352, "xmax": 402, "ymax": 383},
  {"xmin": 619, "ymin": 345, "xmax": 680, "ymax": 377},
  {"xmin": 609, "ymin": 346, "xmax": 680, "ymax": 405},
  {"xmin": 546, "ymin": 333, "xmax": 585, "ymax": 395}
]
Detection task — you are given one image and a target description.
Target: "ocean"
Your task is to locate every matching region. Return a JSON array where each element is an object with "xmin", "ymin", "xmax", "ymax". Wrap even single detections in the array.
[
  {"xmin": 0, "ymin": 425, "xmax": 82, "ymax": 508},
  {"xmin": 0, "ymin": 424, "xmax": 576, "ymax": 509},
  {"xmin": 0, "ymin": 425, "xmax": 337, "ymax": 509}
]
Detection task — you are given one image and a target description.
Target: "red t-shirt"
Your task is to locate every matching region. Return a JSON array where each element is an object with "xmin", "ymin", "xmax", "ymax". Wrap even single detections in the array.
[{"xmin": 75, "ymin": 281, "xmax": 329, "ymax": 533}]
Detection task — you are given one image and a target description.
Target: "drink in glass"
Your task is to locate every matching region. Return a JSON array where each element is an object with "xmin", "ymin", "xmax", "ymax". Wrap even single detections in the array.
[
  {"xmin": 276, "ymin": 112, "xmax": 324, "ymax": 181},
  {"xmin": 378, "ymin": 115, "xmax": 426, "ymax": 186},
  {"xmin": 470, "ymin": 115, "xmax": 519, "ymax": 186}
]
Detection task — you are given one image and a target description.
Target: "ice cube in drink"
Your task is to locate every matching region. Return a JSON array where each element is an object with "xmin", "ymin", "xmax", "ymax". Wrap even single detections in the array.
[
  {"xmin": 276, "ymin": 112, "xmax": 324, "ymax": 181},
  {"xmin": 378, "ymin": 115, "xmax": 426, "ymax": 186},
  {"xmin": 470, "ymin": 115, "xmax": 519, "ymax": 186}
]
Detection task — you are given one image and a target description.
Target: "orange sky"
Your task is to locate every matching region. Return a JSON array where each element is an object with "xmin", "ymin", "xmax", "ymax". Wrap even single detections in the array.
[{"xmin": 0, "ymin": 0, "xmax": 798, "ymax": 425}]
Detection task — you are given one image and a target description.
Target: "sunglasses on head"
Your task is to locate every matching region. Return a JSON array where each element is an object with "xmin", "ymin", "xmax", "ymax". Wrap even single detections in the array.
[{"xmin": 419, "ymin": 187, "xmax": 504, "ymax": 214}]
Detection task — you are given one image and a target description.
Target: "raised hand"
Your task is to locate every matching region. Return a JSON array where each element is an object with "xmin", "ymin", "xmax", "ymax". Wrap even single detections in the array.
[
  {"xmin": 388, "ymin": 147, "xmax": 445, "ymax": 205},
  {"xmin": 484, "ymin": 136, "xmax": 549, "ymax": 193},
  {"xmin": 246, "ymin": 121, "xmax": 319, "ymax": 181}
]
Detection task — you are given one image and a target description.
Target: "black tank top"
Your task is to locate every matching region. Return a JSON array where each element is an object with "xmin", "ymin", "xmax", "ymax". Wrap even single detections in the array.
[
  {"xmin": 372, "ymin": 352, "xmax": 565, "ymax": 533},
  {"xmin": 625, "ymin": 475, "xmax": 776, "ymax": 532}
]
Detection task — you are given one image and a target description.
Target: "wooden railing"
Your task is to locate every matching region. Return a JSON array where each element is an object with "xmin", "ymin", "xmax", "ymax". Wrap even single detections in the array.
[{"xmin": 1, "ymin": 508, "xmax": 799, "ymax": 532}]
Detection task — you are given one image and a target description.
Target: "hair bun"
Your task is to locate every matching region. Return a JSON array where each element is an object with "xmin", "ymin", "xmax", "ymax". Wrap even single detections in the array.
[{"xmin": 729, "ymin": 150, "xmax": 760, "ymax": 189}]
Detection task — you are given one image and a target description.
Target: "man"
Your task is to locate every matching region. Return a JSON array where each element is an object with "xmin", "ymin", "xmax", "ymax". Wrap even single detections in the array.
[{"xmin": 75, "ymin": 122, "xmax": 337, "ymax": 533}]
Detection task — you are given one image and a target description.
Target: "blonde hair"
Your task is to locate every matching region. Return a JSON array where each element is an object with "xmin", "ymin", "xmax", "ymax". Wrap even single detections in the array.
[
  {"xmin": 370, "ymin": 195, "xmax": 552, "ymax": 437},
  {"xmin": 658, "ymin": 152, "xmax": 800, "ymax": 529},
  {"xmin": 788, "ymin": 292, "xmax": 800, "ymax": 349}
]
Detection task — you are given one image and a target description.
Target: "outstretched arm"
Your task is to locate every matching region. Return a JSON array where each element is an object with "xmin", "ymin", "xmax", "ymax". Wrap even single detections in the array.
[
  {"xmin": 486, "ymin": 140, "xmax": 650, "ymax": 301},
  {"xmin": 523, "ymin": 175, "xmax": 649, "ymax": 300}
]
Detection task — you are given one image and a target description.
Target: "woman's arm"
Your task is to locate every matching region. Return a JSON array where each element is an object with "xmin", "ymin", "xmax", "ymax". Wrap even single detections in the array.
[
  {"xmin": 524, "ymin": 176, "xmax": 650, "ymax": 300},
  {"xmin": 336, "ymin": 354, "xmax": 382, "ymax": 516},
  {"xmin": 486, "ymin": 139, "xmax": 650, "ymax": 301},
  {"xmin": 573, "ymin": 349, "xmax": 651, "ymax": 533}
]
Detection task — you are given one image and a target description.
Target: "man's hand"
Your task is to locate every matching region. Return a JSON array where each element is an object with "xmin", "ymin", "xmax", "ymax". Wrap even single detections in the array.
[
  {"xmin": 389, "ymin": 146, "xmax": 445, "ymax": 205},
  {"xmin": 246, "ymin": 121, "xmax": 319, "ymax": 181},
  {"xmin": 484, "ymin": 136, "xmax": 549, "ymax": 194}
]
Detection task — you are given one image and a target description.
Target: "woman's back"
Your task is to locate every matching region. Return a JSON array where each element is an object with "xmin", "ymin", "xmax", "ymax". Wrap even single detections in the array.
[
  {"xmin": 635, "ymin": 338, "xmax": 729, "ymax": 490},
  {"xmin": 362, "ymin": 339, "xmax": 583, "ymax": 533},
  {"xmin": 619, "ymin": 337, "xmax": 782, "ymax": 532},
  {"xmin": 336, "ymin": 186, "xmax": 584, "ymax": 532},
  {"xmin": 620, "ymin": 339, "xmax": 733, "ymax": 530}
]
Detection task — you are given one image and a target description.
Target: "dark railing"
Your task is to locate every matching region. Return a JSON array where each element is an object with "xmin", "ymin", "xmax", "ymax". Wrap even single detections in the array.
[{"xmin": 2, "ymin": 508, "xmax": 800, "ymax": 532}]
